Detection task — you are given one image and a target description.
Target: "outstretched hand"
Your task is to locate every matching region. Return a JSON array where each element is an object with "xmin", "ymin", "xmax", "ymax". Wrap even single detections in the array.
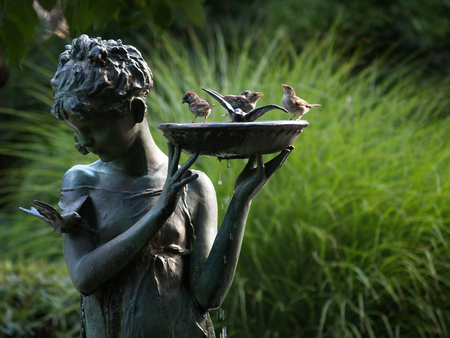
[
  {"xmin": 156, "ymin": 143, "xmax": 199, "ymax": 214},
  {"xmin": 234, "ymin": 146, "xmax": 294, "ymax": 201}
]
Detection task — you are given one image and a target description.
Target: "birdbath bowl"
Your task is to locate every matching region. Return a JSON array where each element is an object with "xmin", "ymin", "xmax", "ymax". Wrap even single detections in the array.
[{"xmin": 158, "ymin": 120, "xmax": 309, "ymax": 160}]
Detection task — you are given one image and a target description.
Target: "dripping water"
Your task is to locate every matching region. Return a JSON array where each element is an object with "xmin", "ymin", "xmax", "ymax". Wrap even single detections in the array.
[
  {"xmin": 220, "ymin": 326, "xmax": 227, "ymax": 338},
  {"xmin": 218, "ymin": 159, "xmax": 222, "ymax": 185},
  {"xmin": 219, "ymin": 309, "xmax": 227, "ymax": 338}
]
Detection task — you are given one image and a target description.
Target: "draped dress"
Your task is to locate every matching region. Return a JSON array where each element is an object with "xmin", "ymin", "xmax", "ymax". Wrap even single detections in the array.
[{"xmin": 58, "ymin": 164, "xmax": 215, "ymax": 338}]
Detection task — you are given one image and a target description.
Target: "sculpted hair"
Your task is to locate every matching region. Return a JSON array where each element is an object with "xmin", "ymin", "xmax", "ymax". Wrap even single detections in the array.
[{"xmin": 50, "ymin": 34, "xmax": 153, "ymax": 120}]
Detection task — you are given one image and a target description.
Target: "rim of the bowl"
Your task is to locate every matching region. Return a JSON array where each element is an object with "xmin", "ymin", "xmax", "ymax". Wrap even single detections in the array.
[{"xmin": 158, "ymin": 120, "xmax": 309, "ymax": 131}]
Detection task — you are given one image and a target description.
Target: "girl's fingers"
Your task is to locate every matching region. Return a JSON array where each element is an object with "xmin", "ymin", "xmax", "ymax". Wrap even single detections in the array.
[
  {"xmin": 243, "ymin": 154, "xmax": 257, "ymax": 173},
  {"xmin": 167, "ymin": 142, "xmax": 175, "ymax": 171},
  {"xmin": 264, "ymin": 146, "xmax": 294, "ymax": 177},
  {"xmin": 256, "ymin": 152, "xmax": 264, "ymax": 178},
  {"xmin": 169, "ymin": 144, "xmax": 182, "ymax": 177},
  {"xmin": 172, "ymin": 172, "xmax": 199, "ymax": 191},
  {"xmin": 173, "ymin": 152, "xmax": 199, "ymax": 182}
]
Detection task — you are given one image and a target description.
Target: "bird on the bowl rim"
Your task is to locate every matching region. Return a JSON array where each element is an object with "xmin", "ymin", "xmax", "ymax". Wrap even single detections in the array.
[
  {"xmin": 282, "ymin": 84, "xmax": 321, "ymax": 120},
  {"xmin": 182, "ymin": 92, "xmax": 216, "ymax": 123},
  {"xmin": 202, "ymin": 87, "xmax": 288, "ymax": 123},
  {"xmin": 203, "ymin": 88, "xmax": 264, "ymax": 120}
]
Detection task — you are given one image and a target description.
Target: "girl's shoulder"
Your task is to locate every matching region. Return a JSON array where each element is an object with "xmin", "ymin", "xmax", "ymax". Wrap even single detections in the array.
[{"xmin": 61, "ymin": 161, "xmax": 102, "ymax": 190}]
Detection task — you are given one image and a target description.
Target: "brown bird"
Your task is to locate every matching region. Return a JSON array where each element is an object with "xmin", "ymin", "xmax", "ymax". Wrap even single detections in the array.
[
  {"xmin": 282, "ymin": 84, "xmax": 321, "ymax": 120},
  {"xmin": 182, "ymin": 92, "xmax": 216, "ymax": 123},
  {"xmin": 33, "ymin": 0, "xmax": 70, "ymax": 42},
  {"xmin": 235, "ymin": 90, "xmax": 264, "ymax": 112},
  {"xmin": 203, "ymin": 88, "xmax": 263, "ymax": 120}
]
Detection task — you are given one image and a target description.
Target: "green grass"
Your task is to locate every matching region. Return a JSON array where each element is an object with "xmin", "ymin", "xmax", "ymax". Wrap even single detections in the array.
[{"xmin": 1, "ymin": 24, "xmax": 450, "ymax": 337}]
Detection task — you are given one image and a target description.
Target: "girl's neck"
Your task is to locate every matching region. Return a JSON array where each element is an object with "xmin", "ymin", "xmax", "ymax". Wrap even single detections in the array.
[{"xmin": 109, "ymin": 119, "xmax": 167, "ymax": 176}]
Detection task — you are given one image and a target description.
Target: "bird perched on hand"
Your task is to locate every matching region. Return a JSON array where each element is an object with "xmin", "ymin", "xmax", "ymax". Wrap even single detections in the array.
[
  {"xmin": 182, "ymin": 92, "xmax": 216, "ymax": 123},
  {"xmin": 282, "ymin": 84, "xmax": 321, "ymax": 120},
  {"xmin": 202, "ymin": 87, "xmax": 288, "ymax": 123}
]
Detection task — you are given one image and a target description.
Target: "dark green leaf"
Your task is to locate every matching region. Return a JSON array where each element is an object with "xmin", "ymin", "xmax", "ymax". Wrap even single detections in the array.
[
  {"xmin": 91, "ymin": 0, "xmax": 119, "ymax": 31},
  {"xmin": 4, "ymin": 0, "xmax": 39, "ymax": 41},
  {"xmin": 117, "ymin": 7, "xmax": 148, "ymax": 29},
  {"xmin": 62, "ymin": 0, "xmax": 95, "ymax": 35},
  {"xmin": 37, "ymin": 0, "xmax": 57, "ymax": 11},
  {"xmin": 152, "ymin": 0, "xmax": 172, "ymax": 30},
  {"xmin": 183, "ymin": 0, "xmax": 205, "ymax": 28},
  {"xmin": 0, "ymin": 19, "xmax": 26, "ymax": 68}
]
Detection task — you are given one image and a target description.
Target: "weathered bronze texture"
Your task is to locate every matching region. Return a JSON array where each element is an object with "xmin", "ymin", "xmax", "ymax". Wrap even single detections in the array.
[
  {"xmin": 159, "ymin": 120, "xmax": 308, "ymax": 159},
  {"xmin": 21, "ymin": 34, "xmax": 296, "ymax": 337}
]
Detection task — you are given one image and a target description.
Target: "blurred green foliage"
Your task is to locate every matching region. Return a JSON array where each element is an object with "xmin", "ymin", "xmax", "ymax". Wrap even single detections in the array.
[
  {"xmin": 203, "ymin": 0, "xmax": 450, "ymax": 75},
  {"xmin": 0, "ymin": 259, "xmax": 80, "ymax": 337},
  {"xmin": 0, "ymin": 0, "xmax": 206, "ymax": 67}
]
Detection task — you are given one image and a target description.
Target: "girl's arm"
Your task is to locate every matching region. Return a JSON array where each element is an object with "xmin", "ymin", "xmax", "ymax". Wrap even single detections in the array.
[{"xmin": 189, "ymin": 147, "xmax": 294, "ymax": 310}]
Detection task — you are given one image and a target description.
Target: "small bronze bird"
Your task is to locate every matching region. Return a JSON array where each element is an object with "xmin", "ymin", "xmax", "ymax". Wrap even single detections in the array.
[
  {"xmin": 182, "ymin": 92, "xmax": 216, "ymax": 123},
  {"xmin": 282, "ymin": 84, "xmax": 321, "ymax": 120},
  {"xmin": 19, "ymin": 196, "xmax": 87, "ymax": 233},
  {"xmin": 203, "ymin": 88, "xmax": 263, "ymax": 114},
  {"xmin": 202, "ymin": 87, "xmax": 288, "ymax": 123}
]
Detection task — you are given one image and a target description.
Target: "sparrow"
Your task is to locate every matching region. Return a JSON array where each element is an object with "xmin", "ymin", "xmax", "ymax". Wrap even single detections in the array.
[
  {"xmin": 282, "ymin": 84, "xmax": 321, "ymax": 120},
  {"xmin": 203, "ymin": 88, "xmax": 263, "ymax": 114},
  {"xmin": 33, "ymin": 0, "xmax": 70, "ymax": 42},
  {"xmin": 182, "ymin": 92, "xmax": 216, "ymax": 123},
  {"xmin": 202, "ymin": 87, "xmax": 288, "ymax": 123}
]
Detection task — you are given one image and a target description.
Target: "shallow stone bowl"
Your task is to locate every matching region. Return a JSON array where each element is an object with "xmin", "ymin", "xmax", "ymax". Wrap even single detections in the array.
[{"xmin": 158, "ymin": 120, "xmax": 309, "ymax": 160}]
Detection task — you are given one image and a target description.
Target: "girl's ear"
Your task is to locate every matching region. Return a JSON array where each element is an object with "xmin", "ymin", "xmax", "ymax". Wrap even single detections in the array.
[{"xmin": 130, "ymin": 98, "xmax": 147, "ymax": 123}]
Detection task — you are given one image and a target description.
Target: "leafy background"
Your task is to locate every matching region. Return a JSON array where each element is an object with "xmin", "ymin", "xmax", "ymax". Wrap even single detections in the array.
[{"xmin": 1, "ymin": 0, "xmax": 450, "ymax": 337}]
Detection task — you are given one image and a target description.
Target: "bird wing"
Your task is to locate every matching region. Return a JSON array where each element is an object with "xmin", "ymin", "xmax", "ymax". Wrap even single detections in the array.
[
  {"xmin": 190, "ymin": 98, "xmax": 216, "ymax": 113},
  {"xmin": 19, "ymin": 200, "xmax": 63, "ymax": 229},
  {"xmin": 202, "ymin": 87, "xmax": 234, "ymax": 114},
  {"xmin": 293, "ymin": 96, "xmax": 309, "ymax": 107},
  {"xmin": 244, "ymin": 105, "xmax": 289, "ymax": 122},
  {"xmin": 234, "ymin": 96, "xmax": 252, "ymax": 111}
]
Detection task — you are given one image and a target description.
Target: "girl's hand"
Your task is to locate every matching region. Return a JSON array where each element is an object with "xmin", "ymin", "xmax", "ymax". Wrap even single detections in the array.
[
  {"xmin": 234, "ymin": 146, "xmax": 294, "ymax": 202},
  {"xmin": 156, "ymin": 143, "xmax": 199, "ymax": 214}
]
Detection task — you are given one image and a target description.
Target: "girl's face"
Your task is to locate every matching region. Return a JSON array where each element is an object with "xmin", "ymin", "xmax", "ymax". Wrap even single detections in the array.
[{"xmin": 62, "ymin": 104, "xmax": 139, "ymax": 163}]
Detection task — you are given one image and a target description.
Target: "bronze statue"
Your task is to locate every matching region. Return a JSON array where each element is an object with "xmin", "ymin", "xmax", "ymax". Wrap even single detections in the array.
[{"xmin": 21, "ymin": 35, "xmax": 294, "ymax": 337}]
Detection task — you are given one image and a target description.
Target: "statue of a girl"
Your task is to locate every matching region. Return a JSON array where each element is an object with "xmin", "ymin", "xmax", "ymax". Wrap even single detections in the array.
[{"xmin": 22, "ymin": 35, "xmax": 293, "ymax": 337}]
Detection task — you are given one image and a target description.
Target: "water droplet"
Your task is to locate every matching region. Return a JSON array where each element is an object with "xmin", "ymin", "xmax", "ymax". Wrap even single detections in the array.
[
  {"xmin": 224, "ymin": 195, "xmax": 230, "ymax": 205},
  {"xmin": 223, "ymin": 255, "xmax": 227, "ymax": 264},
  {"xmin": 220, "ymin": 308, "xmax": 226, "ymax": 320},
  {"xmin": 218, "ymin": 159, "xmax": 222, "ymax": 185},
  {"xmin": 220, "ymin": 326, "xmax": 227, "ymax": 338},
  {"xmin": 226, "ymin": 160, "xmax": 231, "ymax": 168},
  {"xmin": 229, "ymin": 233, "xmax": 233, "ymax": 240}
]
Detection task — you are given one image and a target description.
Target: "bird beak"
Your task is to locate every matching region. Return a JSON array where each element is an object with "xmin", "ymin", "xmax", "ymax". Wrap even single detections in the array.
[
  {"xmin": 256, "ymin": 92, "xmax": 263, "ymax": 98},
  {"xmin": 182, "ymin": 99, "xmax": 186, "ymax": 104},
  {"xmin": 282, "ymin": 84, "xmax": 288, "ymax": 89}
]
